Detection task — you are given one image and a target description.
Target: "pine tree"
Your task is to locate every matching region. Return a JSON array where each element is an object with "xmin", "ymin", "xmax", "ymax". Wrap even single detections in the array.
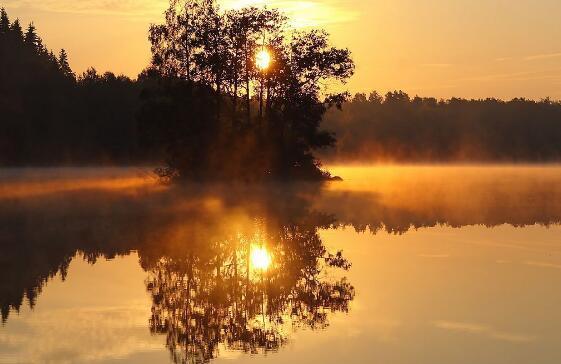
[
  {"xmin": 0, "ymin": 8, "xmax": 9, "ymax": 35},
  {"xmin": 48, "ymin": 50, "xmax": 57, "ymax": 66},
  {"xmin": 9, "ymin": 19, "xmax": 23, "ymax": 42},
  {"xmin": 35, "ymin": 37, "xmax": 46, "ymax": 56},
  {"xmin": 58, "ymin": 49, "xmax": 75, "ymax": 79},
  {"xmin": 24, "ymin": 22, "xmax": 38, "ymax": 49}
]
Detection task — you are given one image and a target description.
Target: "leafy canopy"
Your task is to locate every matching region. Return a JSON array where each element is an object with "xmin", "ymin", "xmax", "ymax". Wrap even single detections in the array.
[{"xmin": 143, "ymin": 0, "xmax": 354, "ymax": 181}]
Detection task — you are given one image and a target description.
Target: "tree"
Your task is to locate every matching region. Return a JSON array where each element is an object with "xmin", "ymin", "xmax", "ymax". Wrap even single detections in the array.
[
  {"xmin": 9, "ymin": 18, "xmax": 23, "ymax": 43},
  {"xmin": 144, "ymin": 0, "xmax": 355, "ymax": 181},
  {"xmin": 368, "ymin": 91, "xmax": 383, "ymax": 104},
  {"xmin": 24, "ymin": 22, "xmax": 38, "ymax": 49},
  {"xmin": 0, "ymin": 8, "xmax": 9, "ymax": 35},
  {"xmin": 58, "ymin": 49, "xmax": 75, "ymax": 79}
]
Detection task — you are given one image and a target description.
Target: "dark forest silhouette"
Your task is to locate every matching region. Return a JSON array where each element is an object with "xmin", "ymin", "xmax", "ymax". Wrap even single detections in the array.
[
  {"xmin": 4, "ymin": 4, "xmax": 561, "ymax": 173},
  {"xmin": 0, "ymin": 8, "xmax": 147, "ymax": 166},
  {"xmin": 1, "ymin": 3, "xmax": 354, "ymax": 181},
  {"xmin": 323, "ymin": 91, "xmax": 561, "ymax": 163}
]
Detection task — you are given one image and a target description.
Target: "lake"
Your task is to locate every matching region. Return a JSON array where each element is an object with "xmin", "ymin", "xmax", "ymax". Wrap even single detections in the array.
[{"xmin": 1, "ymin": 165, "xmax": 561, "ymax": 364}]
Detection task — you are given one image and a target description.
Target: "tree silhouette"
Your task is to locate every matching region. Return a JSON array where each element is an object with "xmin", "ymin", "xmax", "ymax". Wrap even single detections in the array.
[
  {"xmin": 0, "ymin": 8, "xmax": 10, "ymax": 34},
  {"xmin": 9, "ymin": 18, "xmax": 23, "ymax": 43},
  {"xmin": 23, "ymin": 22, "xmax": 38, "ymax": 48},
  {"xmin": 58, "ymin": 49, "xmax": 74, "ymax": 79},
  {"xmin": 143, "ymin": 0, "xmax": 355, "ymax": 181}
]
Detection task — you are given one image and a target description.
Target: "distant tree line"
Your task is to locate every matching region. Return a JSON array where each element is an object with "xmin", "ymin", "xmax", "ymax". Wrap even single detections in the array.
[
  {"xmin": 322, "ymin": 91, "xmax": 561, "ymax": 162},
  {"xmin": 0, "ymin": 8, "xmax": 151, "ymax": 166}
]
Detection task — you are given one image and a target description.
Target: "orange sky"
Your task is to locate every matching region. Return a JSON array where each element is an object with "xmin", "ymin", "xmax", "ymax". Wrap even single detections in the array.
[{"xmin": 3, "ymin": 0, "xmax": 561, "ymax": 99}]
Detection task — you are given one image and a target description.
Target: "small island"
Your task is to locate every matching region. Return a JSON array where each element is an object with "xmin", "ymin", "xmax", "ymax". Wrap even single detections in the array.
[{"xmin": 140, "ymin": 1, "xmax": 354, "ymax": 182}]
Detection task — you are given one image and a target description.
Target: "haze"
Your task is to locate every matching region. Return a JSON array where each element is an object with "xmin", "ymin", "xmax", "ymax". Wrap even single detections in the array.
[{"xmin": 3, "ymin": 0, "xmax": 561, "ymax": 99}]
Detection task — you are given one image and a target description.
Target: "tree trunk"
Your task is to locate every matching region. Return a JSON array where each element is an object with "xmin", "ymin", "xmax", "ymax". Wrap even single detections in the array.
[
  {"xmin": 233, "ymin": 80, "xmax": 238, "ymax": 128},
  {"xmin": 245, "ymin": 40, "xmax": 251, "ymax": 126}
]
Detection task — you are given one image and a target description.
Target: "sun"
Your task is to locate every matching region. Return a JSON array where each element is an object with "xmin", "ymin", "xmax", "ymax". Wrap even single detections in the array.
[
  {"xmin": 250, "ymin": 246, "xmax": 272, "ymax": 271},
  {"xmin": 255, "ymin": 49, "xmax": 271, "ymax": 71}
]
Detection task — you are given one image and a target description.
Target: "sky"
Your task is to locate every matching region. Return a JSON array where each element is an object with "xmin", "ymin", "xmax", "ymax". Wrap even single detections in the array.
[{"xmin": 3, "ymin": 0, "xmax": 561, "ymax": 99}]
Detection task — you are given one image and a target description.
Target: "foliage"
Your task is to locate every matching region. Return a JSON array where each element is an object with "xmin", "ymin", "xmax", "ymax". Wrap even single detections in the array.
[{"xmin": 143, "ymin": 0, "xmax": 355, "ymax": 181}]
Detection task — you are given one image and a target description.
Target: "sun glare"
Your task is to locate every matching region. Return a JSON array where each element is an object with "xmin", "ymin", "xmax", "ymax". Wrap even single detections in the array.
[
  {"xmin": 250, "ymin": 246, "xmax": 272, "ymax": 271},
  {"xmin": 255, "ymin": 49, "xmax": 271, "ymax": 71}
]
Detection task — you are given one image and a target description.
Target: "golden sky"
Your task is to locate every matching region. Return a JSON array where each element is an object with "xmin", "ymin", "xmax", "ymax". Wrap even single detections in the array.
[{"xmin": 4, "ymin": 0, "xmax": 561, "ymax": 99}]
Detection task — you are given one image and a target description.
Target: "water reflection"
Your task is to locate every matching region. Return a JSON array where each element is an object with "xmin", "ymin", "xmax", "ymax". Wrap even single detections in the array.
[
  {"xmin": 0, "ymin": 182, "xmax": 354, "ymax": 363},
  {"xmin": 144, "ymin": 212, "xmax": 353, "ymax": 363},
  {"xmin": 323, "ymin": 165, "xmax": 561, "ymax": 233},
  {"xmin": 2, "ymin": 166, "xmax": 561, "ymax": 363}
]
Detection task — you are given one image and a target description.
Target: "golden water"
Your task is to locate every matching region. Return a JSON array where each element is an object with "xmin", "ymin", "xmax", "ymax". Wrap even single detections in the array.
[{"xmin": 1, "ymin": 165, "xmax": 561, "ymax": 364}]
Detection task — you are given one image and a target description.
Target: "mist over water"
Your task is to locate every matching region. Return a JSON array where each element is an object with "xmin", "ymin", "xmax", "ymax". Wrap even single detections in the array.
[{"xmin": 1, "ymin": 165, "xmax": 561, "ymax": 364}]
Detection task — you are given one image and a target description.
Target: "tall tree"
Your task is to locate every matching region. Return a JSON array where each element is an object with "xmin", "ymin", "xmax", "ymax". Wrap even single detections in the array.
[
  {"xmin": 144, "ymin": 0, "xmax": 354, "ymax": 181},
  {"xmin": 24, "ymin": 22, "xmax": 38, "ymax": 49},
  {"xmin": 58, "ymin": 49, "xmax": 74, "ymax": 79},
  {"xmin": 9, "ymin": 19, "xmax": 23, "ymax": 43},
  {"xmin": 0, "ymin": 8, "xmax": 9, "ymax": 35}
]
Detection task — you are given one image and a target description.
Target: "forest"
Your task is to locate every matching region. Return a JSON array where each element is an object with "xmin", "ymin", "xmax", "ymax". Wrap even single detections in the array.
[
  {"xmin": 322, "ymin": 91, "xmax": 561, "ymax": 163},
  {"xmin": 3, "ymin": 4, "xmax": 561, "ymax": 173},
  {"xmin": 0, "ymin": 4, "xmax": 353, "ymax": 181},
  {"xmin": 0, "ymin": 8, "xmax": 149, "ymax": 166}
]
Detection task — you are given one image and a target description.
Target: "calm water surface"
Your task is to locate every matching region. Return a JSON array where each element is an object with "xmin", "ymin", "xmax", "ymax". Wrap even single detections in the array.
[{"xmin": 1, "ymin": 165, "xmax": 561, "ymax": 364}]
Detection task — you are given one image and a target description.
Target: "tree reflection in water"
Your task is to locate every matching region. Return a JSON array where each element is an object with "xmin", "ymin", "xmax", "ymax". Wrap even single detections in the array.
[
  {"xmin": 0, "ymin": 183, "xmax": 354, "ymax": 363},
  {"xmin": 5, "ymin": 168, "xmax": 561, "ymax": 362},
  {"xmin": 145, "ymin": 213, "xmax": 353, "ymax": 363}
]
